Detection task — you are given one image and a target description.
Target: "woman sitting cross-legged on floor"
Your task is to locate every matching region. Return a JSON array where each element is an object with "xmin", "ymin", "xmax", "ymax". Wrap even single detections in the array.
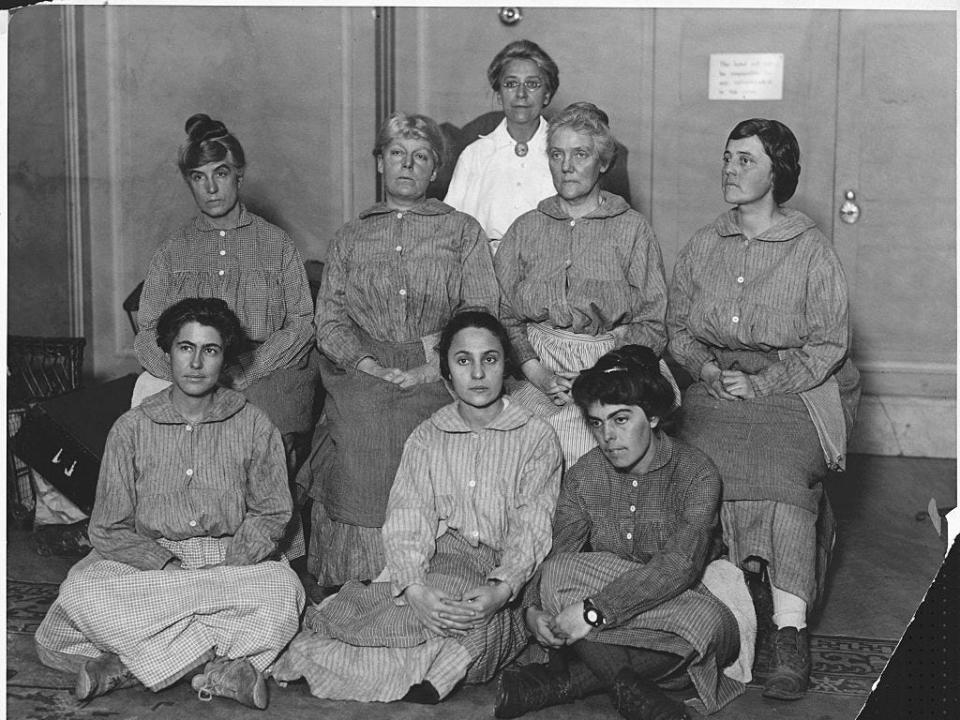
[
  {"xmin": 495, "ymin": 345, "xmax": 753, "ymax": 720},
  {"xmin": 271, "ymin": 310, "xmax": 563, "ymax": 703},
  {"xmin": 34, "ymin": 298, "xmax": 305, "ymax": 710}
]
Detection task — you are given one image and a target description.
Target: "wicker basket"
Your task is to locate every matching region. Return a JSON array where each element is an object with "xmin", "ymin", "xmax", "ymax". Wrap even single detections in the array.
[{"xmin": 6, "ymin": 335, "xmax": 86, "ymax": 521}]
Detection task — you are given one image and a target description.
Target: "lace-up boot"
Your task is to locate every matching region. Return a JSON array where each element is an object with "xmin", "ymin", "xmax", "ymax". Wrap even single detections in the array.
[{"xmin": 191, "ymin": 657, "xmax": 268, "ymax": 710}]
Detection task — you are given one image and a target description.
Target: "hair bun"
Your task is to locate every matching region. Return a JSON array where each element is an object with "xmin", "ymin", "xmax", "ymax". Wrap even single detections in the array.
[
  {"xmin": 617, "ymin": 344, "xmax": 660, "ymax": 374},
  {"xmin": 184, "ymin": 113, "xmax": 229, "ymax": 143}
]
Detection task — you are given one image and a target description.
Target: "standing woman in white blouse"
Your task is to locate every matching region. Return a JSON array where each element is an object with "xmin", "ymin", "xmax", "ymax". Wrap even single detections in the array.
[{"xmin": 444, "ymin": 39, "xmax": 559, "ymax": 253}]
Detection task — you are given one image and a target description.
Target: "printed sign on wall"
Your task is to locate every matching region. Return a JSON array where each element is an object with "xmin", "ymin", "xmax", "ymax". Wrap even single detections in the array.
[{"xmin": 709, "ymin": 53, "xmax": 784, "ymax": 100}]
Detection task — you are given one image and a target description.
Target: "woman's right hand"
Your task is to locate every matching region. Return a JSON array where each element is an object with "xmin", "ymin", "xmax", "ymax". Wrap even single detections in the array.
[
  {"xmin": 524, "ymin": 360, "xmax": 574, "ymax": 406},
  {"xmin": 403, "ymin": 583, "xmax": 475, "ymax": 637},
  {"xmin": 700, "ymin": 361, "xmax": 738, "ymax": 401},
  {"xmin": 524, "ymin": 606, "xmax": 564, "ymax": 648}
]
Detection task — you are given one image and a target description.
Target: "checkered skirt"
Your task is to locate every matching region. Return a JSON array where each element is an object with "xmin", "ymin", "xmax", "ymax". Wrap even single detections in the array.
[
  {"xmin": 272, "ymin": 532, "xmax": 528, "ymax": 700},
  {"xmin": 34, "ymin": 537, "xmax": 304, "ymax": 690}
]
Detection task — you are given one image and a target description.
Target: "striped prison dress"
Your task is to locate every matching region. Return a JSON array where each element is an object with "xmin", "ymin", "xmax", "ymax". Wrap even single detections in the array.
[
  {"xmin": 272, "ymin": 399, "xmax": 563, "ymax": 701},
  {"xmin": 668, "ymin": 207, "xmax": 860, "ymax": 606},
  {"xmin": 34, "ymin": 387, "xmax": 305, "ymax": 689},
  {"xmin": 306, "ymin": 197, "xmax": 499, "ymax": 585},
  {"xmin": 495, "ymin": 192, "xmax": 677, "ymax": 467},
  {"xmin": 524, "ymin": 434, "xmax": 745, "ymax": 715}
]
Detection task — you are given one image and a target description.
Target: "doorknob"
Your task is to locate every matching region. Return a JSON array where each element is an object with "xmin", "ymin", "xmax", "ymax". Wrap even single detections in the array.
[{"xmin": 839, "ymin": 190, "xmax": 860, "ymax": 224}]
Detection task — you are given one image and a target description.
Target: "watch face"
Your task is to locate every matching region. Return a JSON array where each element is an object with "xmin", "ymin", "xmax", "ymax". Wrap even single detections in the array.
[{"xmin": 585, "ymin": 607, "xmax": 601, "ymax": 626}]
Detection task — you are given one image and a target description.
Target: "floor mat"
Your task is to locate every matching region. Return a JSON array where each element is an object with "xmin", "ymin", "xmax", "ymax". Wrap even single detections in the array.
[{"xmin": 8, "ymin": 579, "xmax": 893, "ymax": 699}]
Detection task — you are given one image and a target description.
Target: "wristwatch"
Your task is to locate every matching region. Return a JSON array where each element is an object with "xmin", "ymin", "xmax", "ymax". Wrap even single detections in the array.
[{"xmin": 582, "ymin": 598, "xmax": 605, "ymax": 628}]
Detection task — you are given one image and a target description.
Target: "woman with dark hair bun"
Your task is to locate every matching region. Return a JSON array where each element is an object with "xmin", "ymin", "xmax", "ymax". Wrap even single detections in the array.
[
  {"xmin": 495, "ymin": 102, "xmax": 678, "ymax": 468},
  {"xmin": 668, "ymin": 118, "xmax": 860, "ymax": 700},
  {"xmin": 133, "ymin": 114, "xmax": 318, "ymax": 487},
  {"xmin": 36, "ymin": 298, "xmax": 304, "ymax": 710},
  {"xmin": 273, "ymin": 310, "xmax": 561, "ymax": 704},
  {"xmin": 495, "ymin": 345, "xmax": 750, "ymax": 720},
  {"xmin": 445, "ymin": 39, "xmax": 559, "ymax": 251}
]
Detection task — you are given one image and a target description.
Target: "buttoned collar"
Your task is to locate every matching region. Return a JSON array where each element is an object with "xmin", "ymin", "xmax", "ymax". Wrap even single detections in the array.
[
  {"xmin": 140, "ymin": 385, "xmax": 247, "ymax": 425},
  {"xmin": 483, "ymin": 116, "xmax": 549, "ymax": 151},
  {"xmin": 193, "ymin": 204, "xmax": 254, "ymax": 233},
  {"xmin": 537, "ymin": 190, "xmax": 630, "ymax": 222},
  {"xmin": 715, "ymin": 207, "xmax": 817, "ymax": 243},
  {"xmin": 430, "ymin": 397, "xmax": 533, "ymax": 433},
  {"xmin": 359, "ymin": 197, "xmax": 454, "ymax": 220}
]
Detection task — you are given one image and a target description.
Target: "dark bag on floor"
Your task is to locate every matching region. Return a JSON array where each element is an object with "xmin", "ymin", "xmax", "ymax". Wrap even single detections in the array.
[{"xmin": 12, "ymin": 374, "xmax": 137, "ymax": 514}]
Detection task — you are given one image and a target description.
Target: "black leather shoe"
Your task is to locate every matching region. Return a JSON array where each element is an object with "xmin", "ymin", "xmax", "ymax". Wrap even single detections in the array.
[
  {"xmin": 762, "ymin": 627, "xmax": 811, "ymax": 700},
  {"xmin": 494, "ymin": 663, "xmax": 575, "ymax": 719},
  {"xmin": 613, "ymin": 668, "xmax": 689, "ymax": 720}
]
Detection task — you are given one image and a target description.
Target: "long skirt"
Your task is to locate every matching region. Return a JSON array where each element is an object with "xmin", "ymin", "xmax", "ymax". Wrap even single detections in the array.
[
  {"xmin": 537, "ymin": 551, "xmax": 743, "ymax": 714},
  {"xmin": 677, "ymin": 347, "xmax": 833, "ymax": 606},
  {"xmin": 307, "ymin": 334, "xmax": 452, "ymax": 585},
  {"xmin": 509, "ymin": 324, "xmax": 680, "ymax": 468},
  {"xmin": 272, "ymin": 532, "xmax": 529, "ymax": 701},
  {"xmin": 34, "ymin": 537, "xmax": 305, "ymax": 691}
]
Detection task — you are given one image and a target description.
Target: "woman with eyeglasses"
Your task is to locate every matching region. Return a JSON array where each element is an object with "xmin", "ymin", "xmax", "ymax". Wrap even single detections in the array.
[
  {"xmin": 305, "ymin": 112, "xmax": 499, "ymax": 592},
  {"xmin": 495, "ymin": 102, "xmax": 678, "ymax": 468},
  {"xmin": 444, "ymin": 39, "xmax": 559, "ymax": 253}
]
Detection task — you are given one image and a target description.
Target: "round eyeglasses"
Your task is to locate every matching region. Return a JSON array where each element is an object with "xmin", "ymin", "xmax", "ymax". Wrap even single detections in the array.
[{"xmin": 501, "ymin": 78, "xmax": 544, "ymax": 92}]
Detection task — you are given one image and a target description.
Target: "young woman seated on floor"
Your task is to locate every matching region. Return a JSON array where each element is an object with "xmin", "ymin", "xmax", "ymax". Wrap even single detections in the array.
[
  {"xmin": 271, "ymin": 309, "xmax": 564, "ymax": 703},
  {"xmin": 495, "ymin": 344, "xmax": 753, "ymax": 720},
  {"xmin": 34, "ymin": 297, "xmax": 305, "ymax": 710}
]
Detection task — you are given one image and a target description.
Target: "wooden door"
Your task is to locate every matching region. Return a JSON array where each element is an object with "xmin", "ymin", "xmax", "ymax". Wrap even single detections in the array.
[
  {"xmin": 650, "ymin": 9, "xmax": 842, "ymax": 273},
  {"xmin": 833, "ymin": 11, "xmax": 956, "ymax": 398}
]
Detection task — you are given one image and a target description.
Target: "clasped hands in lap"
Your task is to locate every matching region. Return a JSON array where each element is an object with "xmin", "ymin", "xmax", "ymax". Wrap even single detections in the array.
[
  {"xmin": 404, "ymin": 582, "xmax": 512, "ymax": 638},
  {"xmin": 700, "ymin": 362, "xmax": 756, "ymax": 401}
]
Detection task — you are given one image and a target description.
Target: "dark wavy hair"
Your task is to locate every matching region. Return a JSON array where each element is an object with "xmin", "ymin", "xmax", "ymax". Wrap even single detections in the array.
[
  {"xmin": 372, "ymin": 111, "xmax": 446, "ymax": 169},
  {"xmin": 487, "ymin": 39, "xmax": 559, "ymax": 102},
  {"xmin": 548, "ymin": 101, "xmax": 618, "ymax": 170},
  {"xmin": 727, "ymin": 118, "xmax": 801, "ymax": 205},
  {"xmin": 177, "ymin": 113, "xmax": 246, "ymax": 177},
  {"xmin": 437, "ymin": 309, "xmax": 515, "ymax": 382},
  {"xmin": 155, "ymin": 297, "xmax": 244, "ymax": 362},
  {"xmin": 572, "ymin": 345, "xmax": 674, "ymax": 421}
]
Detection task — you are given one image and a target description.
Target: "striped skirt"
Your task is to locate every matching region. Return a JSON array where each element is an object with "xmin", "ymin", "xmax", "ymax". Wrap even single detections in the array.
[
  {"xmin": 307, "ymin": 333, "xmax": 453, "ymax": 584},
  {"xmin": 272, "ymin": 532, "xmax": 529, "ymax": 701},
  {"xmin": 509, "ymin": 324, "xmax": 680, "ymax": 467},
  {"xmin": 537, "ymin": 551, "xmax": 744, "ymax": 715},
  {"xmin": 34, "ymin": 537, "xmax": 305, "ymax": 691}
]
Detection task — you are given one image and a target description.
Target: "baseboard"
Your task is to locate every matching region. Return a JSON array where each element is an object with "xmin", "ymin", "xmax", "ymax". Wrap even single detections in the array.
[{"xmin": 849, "ymin": 395, "xmax": 956, "ymax": 459}]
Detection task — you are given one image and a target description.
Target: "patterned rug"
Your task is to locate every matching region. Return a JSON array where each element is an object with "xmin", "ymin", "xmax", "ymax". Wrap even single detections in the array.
[{"xmin": 7, "ymin": 579, "xmax": 895, "ymax": 697}]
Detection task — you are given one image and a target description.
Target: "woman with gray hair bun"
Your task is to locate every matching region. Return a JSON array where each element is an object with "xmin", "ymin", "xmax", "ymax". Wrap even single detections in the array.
[
  {"xmin": 495, "ymin": 102, "xmax": 678, "ymax": 468},
  {"xmin": 306, "ymin": 111, "xmax": 499, "ymax": 590},
  {"xmin": 445, "ymin": 39, "xmax": 560, "ymax": 250}
]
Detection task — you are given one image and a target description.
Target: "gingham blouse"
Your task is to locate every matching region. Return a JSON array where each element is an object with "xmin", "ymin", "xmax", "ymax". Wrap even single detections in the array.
[{"xmin": 88, "ymin": 387, "xmax": 292, "ymax": 571}]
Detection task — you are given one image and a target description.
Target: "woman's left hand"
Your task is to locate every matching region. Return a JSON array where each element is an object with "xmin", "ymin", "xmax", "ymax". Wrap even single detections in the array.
[
  {"xmin": 443, "ymin": 582, "xmax": 512, "ymax": 629},
  {"xmin": 547, "ymin": 602, "xmax": 593, "ymax": 644},
  {"xmin": 720, "ymin": 370, "xmax": 756, "ymax": 399}
]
